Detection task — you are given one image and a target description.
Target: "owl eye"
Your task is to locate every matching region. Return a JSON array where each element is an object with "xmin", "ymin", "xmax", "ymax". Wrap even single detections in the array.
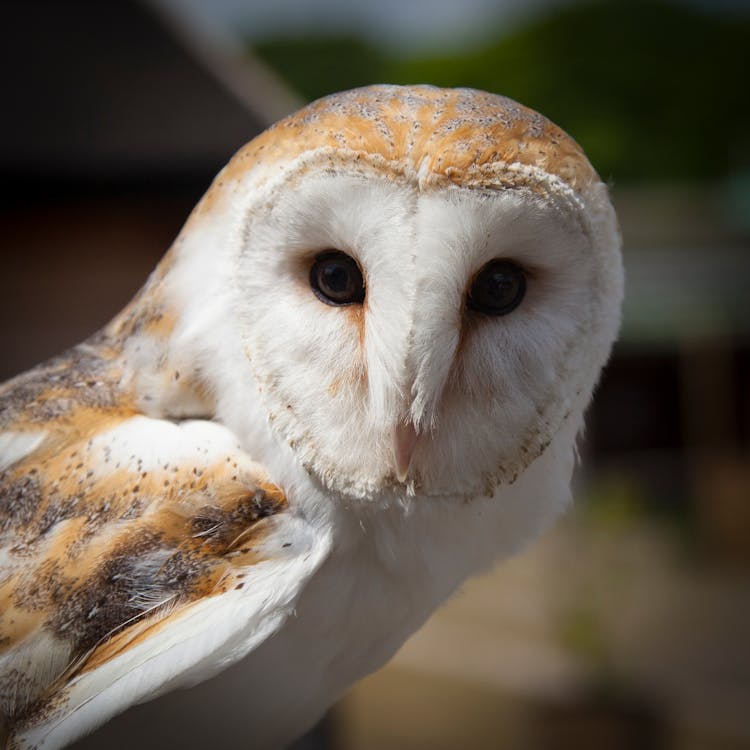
[
  {"xmin": 467, "ymin": 259, "xmax": 526, "ymax": 316},
  {"xmin": 310, "ymin": 251, "xmax": 365, "ymax": 306}
]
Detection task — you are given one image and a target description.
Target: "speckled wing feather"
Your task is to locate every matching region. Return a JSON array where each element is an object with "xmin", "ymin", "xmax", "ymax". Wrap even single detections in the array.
[{"xmin": 0, "ymin": 341, "xmax": 328, "ymax": 750}]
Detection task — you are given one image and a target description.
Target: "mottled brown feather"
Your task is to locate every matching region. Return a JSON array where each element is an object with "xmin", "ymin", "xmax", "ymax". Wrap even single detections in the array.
[{"xmin": 0, "ymin": 340, "xmax": 287, "ymax": 732}]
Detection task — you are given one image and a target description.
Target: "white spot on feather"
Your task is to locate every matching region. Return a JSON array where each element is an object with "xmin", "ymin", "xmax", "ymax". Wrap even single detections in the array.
[
  {"xmin": 86, "ymin": 416, "xmax": 257, "ymax": 476},
  {"xmin": 0, "ymin": 431, "xmax": 46, "ymax": 471}
]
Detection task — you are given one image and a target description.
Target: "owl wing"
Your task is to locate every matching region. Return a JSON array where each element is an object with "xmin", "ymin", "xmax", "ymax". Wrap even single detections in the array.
[{"xmin": 0, "ymin": 359, "xmax": 330, "ymax": 750}]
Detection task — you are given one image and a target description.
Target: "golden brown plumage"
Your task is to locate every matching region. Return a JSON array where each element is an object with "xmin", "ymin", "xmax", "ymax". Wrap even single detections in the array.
[
  {"xmin": 0, "ymin": 336, "xmax": 287, "ymax": 740},
  {"xmin": 196, "ymin": 85, "xmax": 598, "ymax": 219}
]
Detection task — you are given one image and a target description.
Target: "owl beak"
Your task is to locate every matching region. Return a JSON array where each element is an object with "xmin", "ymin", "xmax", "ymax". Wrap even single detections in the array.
[{"xmin": 393, "ymin": 420, "xmax": 419, "ymax": 482}]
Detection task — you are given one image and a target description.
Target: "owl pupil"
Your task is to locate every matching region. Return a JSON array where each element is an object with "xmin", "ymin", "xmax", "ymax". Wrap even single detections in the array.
[
  {"xmin": 467, "ymin": 260, "xmax": 526, "ymax": 316},
  {"xmin": 310, "ymin": 251, "xmax": 365, "ymax": 306},
  {"xmin": 322, "ymin": 265, "xmax": 349, "ymax": 293}
]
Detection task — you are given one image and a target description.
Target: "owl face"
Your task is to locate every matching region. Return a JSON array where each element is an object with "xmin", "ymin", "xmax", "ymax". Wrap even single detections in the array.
[{"xmin": 173, "ymin": 86, "xmax": 622, "ymax": 500}]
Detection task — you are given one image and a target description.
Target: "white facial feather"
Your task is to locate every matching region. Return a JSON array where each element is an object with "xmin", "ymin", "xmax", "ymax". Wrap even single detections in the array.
[{"xmin": 163, "ymin": 156, "xmax": 620, "ymax": 500}]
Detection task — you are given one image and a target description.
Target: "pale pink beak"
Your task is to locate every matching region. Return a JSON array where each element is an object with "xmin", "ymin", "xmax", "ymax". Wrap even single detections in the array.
[{"xmin": 393, "ymin": 420, "xmax": 419, "ymax": 482}]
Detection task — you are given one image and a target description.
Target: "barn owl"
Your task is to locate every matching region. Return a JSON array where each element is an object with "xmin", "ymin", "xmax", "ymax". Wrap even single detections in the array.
[{"xmin": 0, "ymin": 85, "xmax": 622, "ymax": 749}]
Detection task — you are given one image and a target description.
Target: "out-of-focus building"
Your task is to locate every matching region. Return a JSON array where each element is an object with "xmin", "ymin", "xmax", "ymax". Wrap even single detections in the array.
[{"xmin": 596, "ymin": 184, "xmax": 750, "ymax": 564}]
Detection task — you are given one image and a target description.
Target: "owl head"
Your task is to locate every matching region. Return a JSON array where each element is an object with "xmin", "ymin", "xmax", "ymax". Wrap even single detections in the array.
[{"xmin": 150, "ymin": 85, "xmax": 622, "ymax": 503}]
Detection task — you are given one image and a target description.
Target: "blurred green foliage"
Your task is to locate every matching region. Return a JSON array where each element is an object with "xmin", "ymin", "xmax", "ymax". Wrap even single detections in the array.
[
  {"xmin": 253, "ymin": 0, "xmax": 749, "ymax": 183},
  {"xmin": 560, "ymin": 605, "xmax": 611, "ymax": 672}
]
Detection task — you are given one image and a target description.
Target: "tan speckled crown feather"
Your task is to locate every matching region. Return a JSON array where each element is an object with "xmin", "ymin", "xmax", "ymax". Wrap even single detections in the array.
[{"xmin": 216, "ymin": 84, "xmax": 598, "ymax": 194}]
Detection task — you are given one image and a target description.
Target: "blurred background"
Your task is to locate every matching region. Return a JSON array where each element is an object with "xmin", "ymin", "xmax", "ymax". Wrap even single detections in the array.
[{"xmin": 1, "ymin": 0, "xmax": 749, "ymax": 747}]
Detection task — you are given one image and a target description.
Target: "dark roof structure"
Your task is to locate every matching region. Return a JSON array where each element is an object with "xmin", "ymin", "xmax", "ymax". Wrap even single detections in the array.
[{"xmin": 0, "ymin": 0, "xmax": 301, "ymax": 182}]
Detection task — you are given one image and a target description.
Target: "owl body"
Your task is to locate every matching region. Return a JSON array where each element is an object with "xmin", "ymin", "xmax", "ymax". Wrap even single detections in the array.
[{"xmin": 0, "ymin": 86, "xmax": 622, "ymax": 749}]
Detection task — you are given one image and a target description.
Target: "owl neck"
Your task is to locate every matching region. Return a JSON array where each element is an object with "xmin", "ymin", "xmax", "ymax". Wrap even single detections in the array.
[{"xmin": 100, "ymin": 234, "xmax": 229, "ymax": 421}]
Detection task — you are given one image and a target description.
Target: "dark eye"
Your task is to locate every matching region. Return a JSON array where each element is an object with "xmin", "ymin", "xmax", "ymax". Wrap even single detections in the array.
[
  {"xmin": 467, "ymin": 259, "xmax": 526, "ymax": 316},
  {"xmin": 310, "ymin": 251, "xmax": 365, "ymax": 306}
]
